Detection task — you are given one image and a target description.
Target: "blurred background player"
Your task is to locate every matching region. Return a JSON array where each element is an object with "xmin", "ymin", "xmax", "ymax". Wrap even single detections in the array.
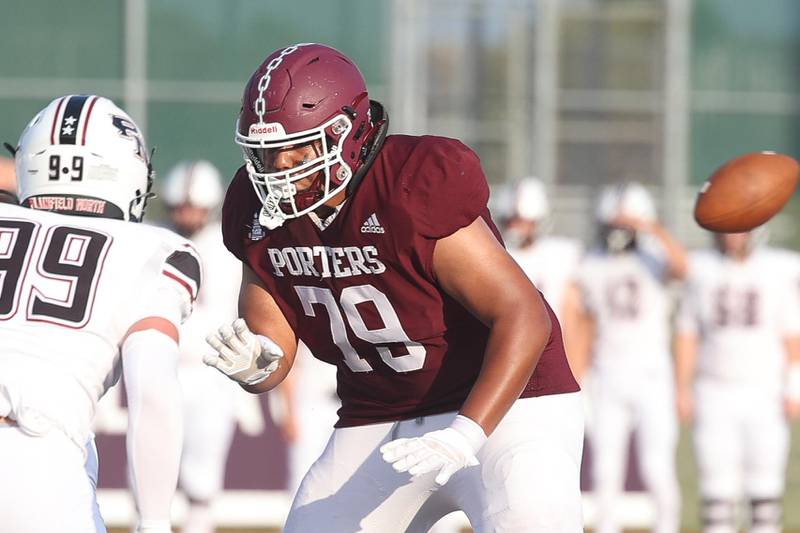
[
  {"xmin": 272, "ymin": 342, "xmax": 339, "ymax": 497},
  {"xmin": 161, "ymin": 160, "xmax": 242, "ymax": 533},
  {"xmin": 675, "ymin": 230, "xmax": 800, "ymax": 533},
  {"xmin": 0, "ymin": 155, "xmax": 17, "ymax": 203},
  {"xmin": 503, "ymin": 177, "xmax": 583, "ymax": 371},
  {"xmin": 571, "ymin": 182, "xmax": 685, "ymax": 533},
  {"xmin": 504, "ymin": 177, "xmax": 582, "ymax": 319},
  {"xmin": 0, "ymin": 95, "xmax": 200, "ymax": 533}
]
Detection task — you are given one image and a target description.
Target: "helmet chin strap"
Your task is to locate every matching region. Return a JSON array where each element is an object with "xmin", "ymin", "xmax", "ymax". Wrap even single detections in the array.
[
  {"xmin": 347, "ymin": 100, "xmax": 388, "ymax": 196},
  {"xmin": 259, "ymin": 192, "xmax": 288, "ymax": 230}
]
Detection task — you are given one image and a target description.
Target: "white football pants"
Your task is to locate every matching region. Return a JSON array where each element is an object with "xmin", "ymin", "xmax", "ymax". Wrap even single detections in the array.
[
  {"xmin": 694, "ymin": 379, "xmax": 788, "ymax": 504},
  {"xmin": 284, "ymin": 392, "xmax": 584, "ymax": 533},
  {"xmin": 0, "ymin": 425, "xmax": 104, "ymax": 533},
  {"xmin": 591, "ymin": 372, "xmax": 680, "ymax": 533}
]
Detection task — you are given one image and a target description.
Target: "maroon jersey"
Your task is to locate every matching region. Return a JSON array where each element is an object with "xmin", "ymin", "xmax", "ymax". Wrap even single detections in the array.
[{"xmin": 222, "ymin": 135, "xmax": 579, "ymax": 427}]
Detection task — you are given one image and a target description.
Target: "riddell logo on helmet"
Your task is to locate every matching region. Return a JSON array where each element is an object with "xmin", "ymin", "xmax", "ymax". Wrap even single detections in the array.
[{"xmin": 249, "ymin": 122, "xmax": 285, "ymax": 138}]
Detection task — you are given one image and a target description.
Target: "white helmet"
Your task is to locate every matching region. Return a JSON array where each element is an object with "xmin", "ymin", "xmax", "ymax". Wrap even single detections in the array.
[
  {"xmin": 513, "ymin": 177, "xmax": 550, "ymax": 221},
  {"xmin": 161, "ymin": 160, "xmax": 224, "ymax": 209},
  {"xmin": 595, "ymin": 182, "xmax": 657, "ymax": 224},
  {"xmin": 15, "ymin": 95, "xmax": 153, "ymax": 221}
]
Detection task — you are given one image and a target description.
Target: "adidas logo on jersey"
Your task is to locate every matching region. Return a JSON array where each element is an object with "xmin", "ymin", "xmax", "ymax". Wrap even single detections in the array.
[{"xmin": 360, "ymin": 213, "xmax": 385, "ymax": 234}]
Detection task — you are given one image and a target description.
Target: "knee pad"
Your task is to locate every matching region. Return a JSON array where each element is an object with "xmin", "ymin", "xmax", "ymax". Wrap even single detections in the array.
[
  {"xmin": 701, "ymin": 499, "xmax": 736, "ymax": 530},
  {"xmin": 750, "ymin": 498, "xmax": 781, "ymax": 530}
]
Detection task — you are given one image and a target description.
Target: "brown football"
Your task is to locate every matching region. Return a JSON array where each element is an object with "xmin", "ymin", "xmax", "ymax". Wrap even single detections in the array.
[{"xmin": 694, "ymin": 151, "xmax": 799, "ymax": 233}]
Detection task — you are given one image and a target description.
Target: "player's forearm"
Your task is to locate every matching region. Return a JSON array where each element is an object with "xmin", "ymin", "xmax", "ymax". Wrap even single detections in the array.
[
  {"xmin": 126, "ymin": 395, "xmax": 182, "ymax": 525},
  {"xmin": 237, "ymin": 266, "xmax": 298, "ymax": 393},
  {"xmin": 562, "ymin": 288, "xmax": 594, "ymax": 382},
  {"xmin": 459, "ymin": 297, "xmax": 551, "ymax": 435},
  {"xmin": 237, "ymin": 315, "xmax": 297, "ymax": 394},
  {"xmin": 649, "ymin": 223, "xmax": 688, "ymax": 279},
  {"xmin": 784, "ymin": 336, "xmax": 800, "ymax": 365},
  {"xmin": 674, "ymin": 333, "xmax": 698, "ymax": 391},
  {"xmin": 123, "ymin": 330, "xmax": 183, "ymax": 527},
  {"xmin": 568, "ymin": 322, "xmax": 594, "ymax": 383}
]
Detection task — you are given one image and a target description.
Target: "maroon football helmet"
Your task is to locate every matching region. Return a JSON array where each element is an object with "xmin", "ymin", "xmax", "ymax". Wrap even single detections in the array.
[{"xmin": 236, "ymin": 43, "xmax": 376, "ymax": 228}]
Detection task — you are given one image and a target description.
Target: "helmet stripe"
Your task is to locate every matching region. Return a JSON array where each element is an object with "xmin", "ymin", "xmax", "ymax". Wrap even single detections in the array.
[
  {"xmin": 58, "ymin": 95, "xmax": 90, "ymax": 145},
  {"xmin": 49, "ymin": 96, "xmax": 67, "ymax": 145},
  {"xmin": 80, "ymin": 96, "xmax": 99, "ymax": 146}
]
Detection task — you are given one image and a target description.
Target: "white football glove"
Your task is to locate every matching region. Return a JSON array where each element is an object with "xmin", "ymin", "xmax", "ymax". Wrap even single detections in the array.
[
  {"xmin": 204, "ymin": 318, "xmax": 283, "ymax": 386},
  {"xmin": 380, "ymin": 415, "xmax": 487, "ymax": 487}
]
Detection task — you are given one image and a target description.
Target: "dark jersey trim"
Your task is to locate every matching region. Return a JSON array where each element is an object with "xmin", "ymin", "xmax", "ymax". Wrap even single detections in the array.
[{"xmin": 164, "ymin": 249, "xmax": 202, "ymax": 292}]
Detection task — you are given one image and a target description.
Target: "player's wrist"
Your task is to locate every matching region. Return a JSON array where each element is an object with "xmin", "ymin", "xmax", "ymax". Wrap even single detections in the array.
[
  {"xmin": 205, "ymin": 319, "xmax": 283, "ymax": 386},
  {"xmin": 246, "ymin": 334, "xmax": 283, "ymax": 384},
  {"xmin": 450, "ymin": 414, "xmax": 487, "ymax": 456}
]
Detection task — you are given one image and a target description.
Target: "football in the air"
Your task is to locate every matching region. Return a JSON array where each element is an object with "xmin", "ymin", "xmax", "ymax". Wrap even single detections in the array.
[{"xmin": 693, "ymin": 151, "xmax": 799, "ymax": 233}]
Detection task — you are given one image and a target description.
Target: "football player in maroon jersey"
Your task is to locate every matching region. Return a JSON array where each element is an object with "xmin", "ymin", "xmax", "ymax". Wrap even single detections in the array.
[{"xmin": 205, "ymin": 43, "xmax": 584, "ymax": 532}]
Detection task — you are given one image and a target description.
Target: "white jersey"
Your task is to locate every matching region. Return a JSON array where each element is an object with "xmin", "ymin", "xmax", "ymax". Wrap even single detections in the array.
[
  {"xmin": 676, "ymin": 247, "xmax": 800, "ymax": 389},
  {"xmin": 0, "ymin": 203, "xmax": 200, "ymax": 447},
  {"xmin": 508, "ymin": 236, "xmax": 582, "ymax": 319},
  {"xmin": 173, "ymin": 222, "xmax": 240, "ymax": 367},
  {"xmin": 575, "ymin": 243, "xmax": 672, "ymax": 376}
]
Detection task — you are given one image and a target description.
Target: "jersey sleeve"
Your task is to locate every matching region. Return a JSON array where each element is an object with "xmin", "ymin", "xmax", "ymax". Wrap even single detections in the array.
[
  {"xmin": 221, "ymin": 166, "xmax": 263, "ymax": 264},
  {"xmin": 160, "ymin": 244, "xmax": 203, "ymax": 321},
  {"xmin": 117, "ymin": 237, "xmax": 203, "ymax": 334},
  {"xmin": 404, "ymin": 138, "xmax": 491, "ymax": 239}
]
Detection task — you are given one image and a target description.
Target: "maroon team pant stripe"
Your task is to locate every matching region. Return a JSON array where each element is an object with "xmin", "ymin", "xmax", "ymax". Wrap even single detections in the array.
[
  {"xmin": 49, "ymin": 97, "xmax": 66, "ymax": 145},
  {"xmin": 81, "ymin": 96, "xmax": 99, "ymax": 146}
]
